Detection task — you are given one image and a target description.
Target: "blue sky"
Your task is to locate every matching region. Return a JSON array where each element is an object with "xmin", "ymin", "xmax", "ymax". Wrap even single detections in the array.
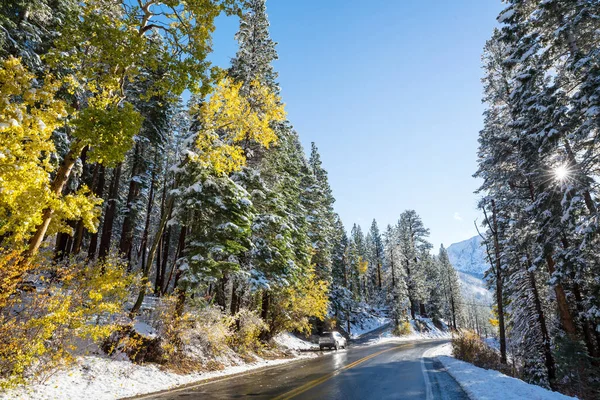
[{"xmin": 209, "ymin": 0, "xmax": 505, "ymax": 249}]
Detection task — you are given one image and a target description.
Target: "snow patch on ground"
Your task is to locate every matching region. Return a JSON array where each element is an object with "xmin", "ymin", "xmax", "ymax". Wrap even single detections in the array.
[
  {"xmin": 133, "ymin": 321, "xmax": 158, "ymax": 339},
  {"xmin": 273, "ymin": 332, "xmax": 318, "ymax": 351},
  {"xmin": 424, "ymin": 343, "xmax": 575, "ymax": 400},
  {"xmin": 362, "ymin": 317, "xmax": 451, "ymax": 345},
  {"xmin": 483, "ymin": 337, "xmax": 500, "ymax": 352},
  {"xmin": 424, "ymin": 342, "xmax": 453, "ymax": 357},
  {"xmin": 350, "ymin": 314, "xmax": 390, "ymax": 339},
  {"xmin": 345, "ymin": 303, "xmax": 391, "ymax": 339},
  {"xmin": 0, "ymin": 347, "xmax": 315, "ymax": 400}
]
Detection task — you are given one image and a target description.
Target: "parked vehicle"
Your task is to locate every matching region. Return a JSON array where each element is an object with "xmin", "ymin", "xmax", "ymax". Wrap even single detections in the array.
[{"xmin": 319, "ymin": 331, "xmax": 347, "ymax": 350}]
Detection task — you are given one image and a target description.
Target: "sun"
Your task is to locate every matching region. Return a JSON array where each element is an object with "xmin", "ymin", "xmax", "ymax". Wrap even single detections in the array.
[{"xmin": 553, "ymin": 165, "xmax": 570, "ymax": 182}]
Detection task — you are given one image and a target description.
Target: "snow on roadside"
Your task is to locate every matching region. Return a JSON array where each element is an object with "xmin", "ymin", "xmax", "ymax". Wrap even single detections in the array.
[
  {"xmin": 363, "ymin": 317, "xmax": 451, "ymax": 345},
  {"xmin": 0, "ymin": 348, "xmax": 315, "ymax": 400},
  {"xmin": 273, "ymin": 332, "xmax": 318, "ymax": 351},
  {"xmin": 423, "ymin": 342, "xmax": 452, "ymax": 357},
  {"xmin": 423, "ymin": 343, "xmax": 575, "ymax": 400},
  {"xmin": 350, "ymin": 314, "xmax": 390, "ymax": 339}
]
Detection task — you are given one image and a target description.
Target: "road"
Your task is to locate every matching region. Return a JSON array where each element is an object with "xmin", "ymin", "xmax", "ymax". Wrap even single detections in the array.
[{"xmin": 134, "ymin": 336, "xmax": 467, "ymax": 400}]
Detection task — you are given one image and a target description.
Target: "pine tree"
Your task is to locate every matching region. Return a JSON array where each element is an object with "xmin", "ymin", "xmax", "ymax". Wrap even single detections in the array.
[
  {"xmin": 438, "ymin": 245, "xmax": 463, "ymax": 330},
  {"xmin": 383, "ymin": 224, "xmax": 408, "ymax": 324},
  {"xmin": 397, "ymin": 210, "xmax": 431, "ymax": 318},
  {"xmin": 367, "ymin": 219, "xmax": 384, "ymax": 294}
]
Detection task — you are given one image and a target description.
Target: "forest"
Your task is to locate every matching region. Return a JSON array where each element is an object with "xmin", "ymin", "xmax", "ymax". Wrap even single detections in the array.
[
  {"xmin": 1, "ymin": 0, "xmax": 600, "ymax": 399},
  {"xmin": 0, "ymin": 0, "xmax": 471, "ymax": 391},
  {"xmin": 476, "ymin": 0, "xmax": 600, "ymax": 398}
]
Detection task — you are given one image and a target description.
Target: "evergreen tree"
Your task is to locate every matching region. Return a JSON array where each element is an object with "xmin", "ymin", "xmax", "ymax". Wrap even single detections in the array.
[
  {"xmin": 397, "ymin": 210, "xmax": 431, "ymax": 318},
  {"xmin": 367, "ymin": 219, "xmax": 384, "ymax": 295}
]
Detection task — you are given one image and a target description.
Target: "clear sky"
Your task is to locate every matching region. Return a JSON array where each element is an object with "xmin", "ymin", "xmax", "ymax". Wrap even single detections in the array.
[{"xmin": 208, "ymin": 0, "xmax": 505, "ymax": 250}]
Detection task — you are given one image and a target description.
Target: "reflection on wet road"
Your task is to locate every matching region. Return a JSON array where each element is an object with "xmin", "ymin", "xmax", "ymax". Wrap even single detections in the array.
[{"xmin": 132, "ymin": 336, "xmax": 468, "ymax": 400}]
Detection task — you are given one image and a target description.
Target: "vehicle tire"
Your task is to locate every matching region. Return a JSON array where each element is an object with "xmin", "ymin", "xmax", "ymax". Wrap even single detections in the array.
[
  {"xmin": 334, "ymin": 344, "xmax": 338, "ymax": 351},
  {"xmin": 320, "ymin": 346, "xmax": 324, "ymax": 351}
]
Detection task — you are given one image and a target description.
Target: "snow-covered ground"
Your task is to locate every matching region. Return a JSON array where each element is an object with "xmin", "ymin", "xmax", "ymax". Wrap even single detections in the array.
[
  {"xmin": 424, "ymin": 343, "xmax": 576, "ymax": 400},
  {"xmin": 349, "ymin": 314, "xmax": 390, "ymax": 338},
  {"xmin": 273, "ymin": 332, "xmax": 318, "ymax": 351},
  {"xmin": 0, "ymin": 335, "xmax": 317, "ymax": 400},
  {"xmin": 361, "ymin": 317, "xmax": 451, "ymax": 345}
]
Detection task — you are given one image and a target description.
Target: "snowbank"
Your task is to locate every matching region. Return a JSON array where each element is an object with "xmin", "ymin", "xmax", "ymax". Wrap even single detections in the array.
[
  {"xmin": 350, "ymin": 314, "xmax": 390, "ymax": 338},
  {"xmin": 363, "ymin": 317, "xmax": 451, "ymax": 345},
  {"xmin": 424, "ymin": 342, "xmax": 452, "ymax": 357},
  {"xmin": 0, "ymin": 352, "xmax": 314, "ymax": 400},
  {"xmin": 425, "ymin": 343, "xmax": 575, "ymax": 400},
  {"xmin": 273, "ymin": 332, "xmax": 318, "ymax": 351},
  {"xmin": 346, "ymin": 304, "xmax": 391, "ymax": 339}
]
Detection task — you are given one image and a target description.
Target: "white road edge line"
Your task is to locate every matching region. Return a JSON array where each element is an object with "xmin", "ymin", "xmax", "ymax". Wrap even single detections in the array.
[{"xmin": 421, "ymin": 346, "xmax": 436, "ymax": 400}]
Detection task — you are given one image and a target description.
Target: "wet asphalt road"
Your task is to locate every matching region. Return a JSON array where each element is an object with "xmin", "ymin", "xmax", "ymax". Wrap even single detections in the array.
[{"xmin": 134, "ymin": 337, "xmax": 467, "ymax": 400}]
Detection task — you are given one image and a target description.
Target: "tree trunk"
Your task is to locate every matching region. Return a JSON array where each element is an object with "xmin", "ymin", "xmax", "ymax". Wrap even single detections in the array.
[
  {"xmin": 88, "ymin": 165, "xmax": 106, "ymax": 259},
  {"xmin": 230, "ymin": 279, "xmax": 239, "ymax": 316},
  {"xmin": 216, "ymin": 274, "xmax": 228, "ymax": 310},
  {"xmin": 450, "ymin": 294, "xmax": 457, "ymax": 331},
  {"xmin": 138, "ymin": 151, "xmax": 158, "ymax": 274},
  {"xmin": 99, "ymin": 163, "xmax": 122, "ymax": 259},
  {"xmin": 377, "ymin": 261, "xmax": 382, "ymax": 290},
  {"xmin": 26, "ymin": 140, "xmax": 85, "ymax": 256},
  {"xmin": 130, "ymin": 195, "xmax": 174, "ymax": 317},
  {"xmin": 71, "ymin": 220, "xmax": 85, "ymax": 255},
  {"xmin": 156, "ymin": 181, "xmax": 171, "ymax": 294},
  {"xmin": 69, "ymin": 147, "xmax": 91, "ymax": 255},
  {"xmin": 119, "ymin": 143, "xmax": 143, "ymax": 263},
  {"xmin": 490, "ymin": 200, "xmax": 507, "ymax": 364},
  {"xmin": 544, "ymin": 254, "xmax": 578, "ymax": 338},
  {"xmin": 526, "ymin": 255, "xmax": 557, "ymax": 389},
  {"xmin": 54, "ymin": 231, "xmax": 71, "ymax": 260},
  {"xmin": 260, "ymin": 290, "xmax": 270, "ymax": 331}
]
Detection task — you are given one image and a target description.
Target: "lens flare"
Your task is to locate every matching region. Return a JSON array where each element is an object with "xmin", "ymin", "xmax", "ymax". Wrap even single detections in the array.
[{"xmin": 554, "ymin": 165, "xmax": 570, "ymax": 181}]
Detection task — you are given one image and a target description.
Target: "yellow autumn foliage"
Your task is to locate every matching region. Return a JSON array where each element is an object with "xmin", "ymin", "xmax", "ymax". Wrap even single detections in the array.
[
  {"xmin": 270, "ymin": 266, "xmax": 329, "ymax": 335},
  {"xmin": 193, "ymin": 78, "xmax": 286, "ymax": 174},
  {"xmin": 358, "ymin": 256, "xmax": 369, "ymax": 276},
  {"xmin": 0, "ymin": 57, "xmax": 102, "ymax": 246},
  {"xmin": 0, "ymin": 253, "xmax": 133, "ymax": 388}
]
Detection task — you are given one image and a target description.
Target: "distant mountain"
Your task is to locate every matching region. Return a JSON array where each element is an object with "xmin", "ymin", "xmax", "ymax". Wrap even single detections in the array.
[
  {"xmin": 447, "ymin": 235, "xmax": 489, "ymax": 278},
  {"xmin": 447, "ymin": 235, "xmax": 493, "ymax": 304}
]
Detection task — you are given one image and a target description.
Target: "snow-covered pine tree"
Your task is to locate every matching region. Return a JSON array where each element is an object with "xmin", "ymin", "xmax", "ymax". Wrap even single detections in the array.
[
  {"xmin": 366, "ymin": 219, "xmax": 384, "ymax": 296},
  {"xmin": 397, "ymin": 210, "xmax": 431, "ymax": 318},
  {"xmin": 437, "ymin": 245, "xmax": 463, "ymax": 330},
  {"xmin": 383, "ymin": 224, "xmax": 409, "ymax": 325}
]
